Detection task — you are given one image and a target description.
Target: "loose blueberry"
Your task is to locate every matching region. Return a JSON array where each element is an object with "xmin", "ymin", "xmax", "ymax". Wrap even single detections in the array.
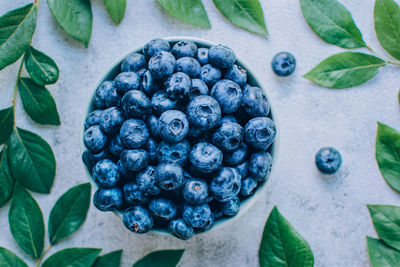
[
  {"xmin": 82, "ymin": 149, "xmax": 108, "ymax": 170},
  {"xmin": 271, "ymin": 52, "xmax": 296, "ymax": 77},
  {"xmin": 114, "ymin": 72, "xmax": 141, "ymax": 95},
  {"xmin": 158, "ymin": 110, "xmax": 189, "ymax": 143},
  {"xmin": 244, "ymin": 117, "xmax": 276, "ymax": 150},
  {"xmin": 123, "ymin": 206, "xmax": 154, "ymax": 233},
  {"xmin": 171, "ymin": 41, "xmax": 197, "ymax": 59},
  {"xmin": 195, "ymin": 212, "xmax": 214, "ymax": 232},
  {"xmin": 315, "ymin": 147, "xmax": 342, "ymax": 174},
  {"xmin": 120, "ymin": 149, "xmax": 149, "ymax": 172},
  {"xmin": 183, "ymin": 179, "xmax": 209, "ymax": 205},
  {"xmin": 219, "ymin": 115, "xmax": 237, "ymax": 126},
  {"xmin": 235, "ymin": 160, "xmax": 249, "ymax": 178},
  {"xmin": 188, "ymin": 79, "xmax": 209, "ymax": 100},
  {"xmin": 249, "ymin": 152, "xmax": 272, "ymax": 182},
  {"xmin": 210, "ymin": 167, "xmax": 241, "ymax": 202},
  {"xmin": 176, "ymin": 57, "xmax": 201, "ymax": 78},
  {"xmin": 220, "ymin": 196, "xmax": 240, "ymax": 216},
  {"xmin": 186, "ymin": 95, "xmax": 221, "ymax": 130},
  {"xmin": 183, "ymin": 203, "xmax": 212, "ymax": 228},
  {"xmin": 151, "ymin": 91, "xmax": 178, "ymax": 116},
  {"xmin": 121, "ymin": 90, "xmax": 151, "ymax": 118},
  {"xmin": 121, "ymin": 52, "xmax": 147, "ymax": 72},
  {"xmin": 146, "ymin": 114, "xmax": 160, "ymax": 139},
  {"xmin": 120, "ymin": 119, "xmax": 149, "ymax": 148},
  {"xmin": 212, "ymin": 122, "xmax": 243, "ymax": 152},
  {"xmin": 208, "ymin": 44, "xmax": 236, "ymax": 69},
  {"xmin": 109, "ymin": 134, "xmax": 125, "ymax": 157},
  {"xmin": 169, "ymin": 219, "xmax": 194, "ymax": 240},
  {"xmin": 157, "ymin": 140, "xmax": 191, "ymax": 166},
  {"xmin": 224, "ymin": 64, "xmax": 247, "ymax": 87},
  {"xmin": 142, "ymin": 70, "xmax": 158, "ymax": 97},
  {"xmin": 240, "ymin": 177, "xmax": 258, "ymax": 196},
  {"xmin": 190, "ymin": 142, "xmax": 223, "ymax": 174},
  {"xmin": 155, "ymin": 163, "xmax": 184, "ymax": 191},
  {"xmin": 137, "ymin": 166, "xmax": 161, "ymax": 196},
  {"xmin": 149, "ymin": 198, "xmax": 177, "ymax": 220},
  {"xmin": 93, "ymin": 187, "xmax": 123, "ymax": 211},
  {"xmin": 200, "ymin": 64, "xmax": 222, "ymax": 87},
  {"xmin": 99, "ymin": 107, "xmax": 124, "ymax": 134},
  {"xmin": 242, "ymin": 87, "xmax": 270, "ymax": 117},
  {"xmin": 145, "ymin": 137, "xmax": 158, "ymax": 164},
  {"xmin": 148, "ymin": 51, "xmax": 176, "ymax": 79},
  {"xmin": 83, "ymin": 125, "xmax": 107, "ymax": 153},
  {"xmin": 211, "ymin": 79, "xmax": 242, "ymax": 114},
  {"xmin": 84, "ymin": 110, "xmax": 102, "ymax": 130},
  {"xmin": 123, "ymin": 182, "xmax": 150, "ymax": 205},
  {"xmin": 118, "ymin": 160, "xmax": 134, "ymax": 180},
  {"xmin": 92, "ymin": 159, "xmax": 120, "ymax": 188},
  {"xmin": 94, "ymin": 81, "xmax": 120, "ymax": 109},
  {"xmin": 223, "ymin": 143, "xmax": 247, "ymax": 166},
  {"xmin": 196, "ymin": 48, "xmax": 209, "ymax": 65},
  {"xmin": 165, "ymin": 72, "xmax": 192, "ymax": 100},
  {"xmin": 144, "ymin": 38, "xmax": 170, "ymax": 59}
]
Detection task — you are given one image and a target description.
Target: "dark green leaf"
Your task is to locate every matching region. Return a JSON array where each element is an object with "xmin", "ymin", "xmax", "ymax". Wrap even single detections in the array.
[
  {"xmin": 300, "ymin": 0, "xmax": 366, "ymax": 48},
  {"xmin": 42, "ymin": 248, "xmax": 101, "ymax": 267},
  {"xmin": 367, "ymin": 237, "xmax": 400, "ymax": 267},
  {"xmin": 0, "ymin": 247, "xmax": 28, "ymax": 267},
  {"xmin": 304, "ymin": 52, "xmax": 385, "ymax": 89},
  {"xmin": 368, "ymin": 205, "xmax": 400, "ymax": 251},
  {"xmin": 213, "ymin": 0, "xmax": 268, "ymax": 36},
  {"xmin": 18, "ymin": 78, "xmax": 60, "ymax": 126},
  {"xmin": 375, "ymin": 0, "xmax": 400, "ymax": 61},
  {"xmin": 259, "ymin": 207, "xmax": 314, "ymax": 267},
  {"xmin": 132, "ymin": 250, "xmax": 184, "ymax": 267},
  {"xmin": 24, "ymin": 46, "xmax": 59, "ymax": 86},
  {"xmin": 94, "ymin": 250, "xmax": 123, "ymax": 267},
  {"xmin": 104, "ymin": 0, "xmax": 126, "ymax": 25},
  {"xmin": 157, "ymin": 0, "xmax": 211, "ymax": 29},
  {"xmin": 0, "ymin": 106, "xmax": 14, "ymax": 144},
  {"xmin": 376, "ymin": 122, "xmax": 400, "ymax": 193},
  {"xmin": 47, "ymin": 0, "xmax": 92, "ymax": 48},
  {"xmin": 0, "ymin": 146, "xmax": 14, "ymax": 207},
  {"xmin": 49, "ymin": 183, "xmax": 91, "ymax": 245},
  {"xmin": 0, "ymin": 3, "xmax": 37, "ymax": 70},
  {"xmin": 7, "ymin": 127, "xmax": 56, "ymax": 194},
  {"xmin": 8, "ymin": 185, "xmax": 44, "ymax": 259}
]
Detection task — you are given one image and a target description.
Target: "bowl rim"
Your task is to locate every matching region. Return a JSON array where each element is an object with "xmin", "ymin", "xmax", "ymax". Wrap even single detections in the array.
[{"xmin": 82, "ymin": 36, "xmax": 280, "ymax": 236}]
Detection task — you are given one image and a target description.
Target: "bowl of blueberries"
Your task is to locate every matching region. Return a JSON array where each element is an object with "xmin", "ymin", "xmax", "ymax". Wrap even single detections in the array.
[{"xmin": 82, "ymin": 37, "xmax": 278, "ymax": 240}]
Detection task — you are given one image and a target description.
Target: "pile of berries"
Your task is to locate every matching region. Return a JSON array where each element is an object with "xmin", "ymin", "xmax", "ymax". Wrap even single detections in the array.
[{"xmin": 82, "ymin": 38, "xmax": 276, "ymax": 240}]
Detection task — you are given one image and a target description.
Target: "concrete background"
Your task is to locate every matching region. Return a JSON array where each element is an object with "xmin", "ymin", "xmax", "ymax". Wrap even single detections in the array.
[{"xmin": 1, "ymin": 0, "xmax": 400, "ymax": 266}]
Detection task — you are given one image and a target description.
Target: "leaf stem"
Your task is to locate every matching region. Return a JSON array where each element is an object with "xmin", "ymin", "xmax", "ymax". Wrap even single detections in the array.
[
  {"xmin": 35, "ymin": 244, "xmax": 51, "ymax": 267},
  {"xmin": 366, "ymin": 45, "xmax": 400, "ymax": 66},
  {"xmin": 11, "ymin": 58, "xmax": 25, "ymax": 122}
]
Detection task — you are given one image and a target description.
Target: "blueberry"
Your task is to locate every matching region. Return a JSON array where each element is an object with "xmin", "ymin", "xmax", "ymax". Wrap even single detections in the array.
[
  {"xmin": 240, "ymin": 177, "xmax": 258, "ymax": 196},
  {"xmin": 219, "ymin": 115, "xmax": 237, "ymax": 125},
  {"xmin": 165, "ymin": 72, "xmax": 192, "ymax": 100},
  {"xmin": 211, "ymin": 79, "xmax": 242, "ymax": 113},
  {"xmin": 183, "ymin": 203, "xmax": 212, "ymax": 228},
  {"xmin": 145, "ymin": 137, "xmax": 158, "ymax": 164},
  {"xmin": 151, "ymin": 91, "xmax": 178, "ymax": 115},
  {"xmin": 224, "ymin": 64, "xmax": 247, "ymax": 87},
  {"xmin": 93, "ymin": 187, "xmax": 123, "ymax": 211},
  {"xmin": 210, "ymin": 167, "xmax": 241, "ymax": 202},
  {"xmin": 208, "ymin": 44, "xmax": 236, "ymax": 69},
  {"xmin": 120, "ymin": 149, "xmax": 149, "ymax": 172},
  {"xmin": 121, "ymin": 90, "xmax": 151, "ymax": 118},
  {"xmin": 118, "ymin": 160, "xmax": 134, "ymax": 180},
  {"xmin": 176, "ymin": 57, "xmax": 201, "ymax": 78},
  {"xmin": 82, "ymin": 149, "xmax": 108, "ymax": 170},
  {"xmin": 92, "ymin": 159, "xmax": 120, "ymax": 188},
  {"xmin": 223, "ymin": 143, "xmax": 247, "ymax": 166},
  {"xmin": 220, "ymin": 196, "xmax": 240, "ymax": 216},
  {"xmin": 157, "ymin": 140, "xmax": 191, "ymax": 166},
  {"xmin": 171, "ymin": 41, "xmax": 197, "ymax": 59},
  {"xmin": 249, "ymin": 152, "xmax": 272, "ymax": 182},
  {"xmin": 142, "ymin": 70, "xmax": 158, "ymax": 97},
  {"xmin": 315, "ymin": 147, "xmax": 342, "ymax": 174},
  {"xmin": 196, "ymin": 212, "xmax": 214, "ymax": 232},
  {"xmin": 271, "ymin": 52, "xmax": 296, "ymax": 77},
  {"xmin": 121, "ymin": 52, "xmax": 147, "ymax": 73},
  {"xmin": 242, "ymin": 87, "xmax": 270, "ymax": 117},
  {"xmin": 148, "ymin": 51, "xmax": 176, "ymax": 79},
  {"xmin": 147, "ymin": 115, "xmax": 160, "ymax": 139},
  {"xmin": 187, "ymin": 125, "xmax": 204, "ymax": 138},
  {"xmin": 196, "ymin": 48, "xmax": 209, "ymax": 65},
  {"xmin": 136, "ymin": 166, "xmax": 161, "ymax": 196},
  {"xmin": 186, "ymin": 95, "xmax": 221, "ymax": 130},
  {"xmin": 144, "ymin": 38, "xmax": 170, "ymax": 59},
  {"xmin": 123, "ymin": 182, "xmax": 150, "ymax": 205},
  {"xmin": 137, "ymin": 67, "xmax": 147, "ymax": 78},
  {"xmin": 94, "ymin": 81, "xmax": 120, "ymax": 109},
  {"xmin": 158, "ymin": 110, "xmax": 189, "ymax": 143},
  {"xmin": 200, "ymin": 64, "xmax": 222, "ymax": 87},
  {"xmin": 84, "ymin": 110, "xmax": 102, "ymax": 130},
  {"xmin": 123, "ymin": 206, "xmax": 154, "ymax": 233},
  {"xmin": 235, "ymin": 160, "xmax": 249, "ymax": 178},
  {"xmin": 149, "ymin": 198, "xmax": 177, "ymax": 220},
  {"xmin": 120, "ymin": 119, "xmax": 149, "ymax": 148},
  {"xmin": 188, "ymin": 79, "xmax": 209, "ymax": 100},
  {"xmin": 109, "ymin": 134, "xmax": 125, "ymax": 157},
  {"xmin": 113, "ymin": 72, "xmax": 141, "ymax": 96},
  {"xmin": 99, "ymin": 107, "xmax": 124, "ymax": 134},
  {"xmin": 83, "ymin": 125, "xmax": 107, "ymax": 153},
  {"xmin": 169, "ymin": 219, "xmax": 194, "ymax": 240},
  {"xmin": 183, "ymin": 179, "xmax": 209, "ymax": 205},
  {"xmin": 212, "ymin": 122, "xmax": 243, "ymax": 152},
  {"xmin": 244, "ymin": 117, "xmax": 276, "ymax": 150},
  {"xmin": 190, "ymin": 142, "xmax": 223, "ymax": 174},
  {"xmin": 155, "ymin": 163, "xmax": 184, "ymax": 191}
]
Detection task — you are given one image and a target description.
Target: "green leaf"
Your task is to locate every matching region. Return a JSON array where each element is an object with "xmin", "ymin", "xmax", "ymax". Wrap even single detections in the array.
[
  {"xmin": 18, "ymin": 78, "xmax": 60, "ymax": 126},
  {"xmin": 0, "ymin": 106, "xmax": 14, "ymax": 144},
  {"xmin": 376, "ymin": 122, "xmax": 400, "ymax": 193},
  {"xmin": 375, "ymin": 0, "xmax": 400, "ymax": 61},
  {"xmin": 213, "ymin": 0, "xmax": 268, "ymax": 36},
  {"xmin": 0, "ymin": 146, "xmax": 14, "ymax": 207},
  {"xmin": 42, "ymin": 248, "xmax": 101, "ymax": 267},
  {"xmin": 47, "ymin": 0, "xmax": 92, "ymax": 48},
  {"xmin": 367, "ymin": 237, "xmax": 400, "ymax": 267},
  {"xmin": 7, "ymin": 127, "xmax": 56, "ymax": 194},
  {"xmin": 259, "ymin": 207, "xmax": 314, "ymax": 267},
  {"xmin": 49, "ymin": 183, "xmax": 91, "ymax": 245},
  {"xmin": 157, "ymin": 0, "xmax": 211, "ymax": 29},
  {"xmin": 104, "ymin": 0, "xmax": 126, "ymax": 25},
  {"xmin": 94, "ymin": 250, "xmax": 123, "ymax": 267},
  {"xmin": 0, "ymin": 247, "xmax": 28, "ymax": 267},
  {"xmin": 300, "ymin": 0, "xmax": 366, "ymax": 48},
  {"xmin": 368, "ymin": 205, "xmax": 400, "ymax": 251},
  {"xmin": 24, "ymin": 46, "xmax": 59, "ymax": 86},
  {"xmin": 304, "ymin": 52, "xmax": 385, "ymax": 89},
  {"xmin": 0, "ymin": 3, "xmax": 37, "ymax": 70},
  {"xmin": 133, "ymin": 250, "xmax": 184, "ymax": 267},
  {"xmin": 8, "ymin": 185, "xmax": 44, "ymax": 259}
]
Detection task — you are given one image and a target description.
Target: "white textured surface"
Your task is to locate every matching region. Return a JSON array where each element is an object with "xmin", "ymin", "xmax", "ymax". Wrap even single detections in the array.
[{"xmin": 1, "ymin": 0, "xmax": 400, "ymax": 266}]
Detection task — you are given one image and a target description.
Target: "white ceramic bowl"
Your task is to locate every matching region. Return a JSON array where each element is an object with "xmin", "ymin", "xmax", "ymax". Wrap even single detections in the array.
[{"xmin": 83, "ymin": 36, "xmax": 279, "ymax": 235}]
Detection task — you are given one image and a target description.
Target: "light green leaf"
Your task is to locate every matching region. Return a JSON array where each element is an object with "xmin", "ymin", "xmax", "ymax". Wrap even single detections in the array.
[
  {"xmin": 47, "ymin": 0, "xmax": 92, "ymax": 48},
  {"xmin": 8, "ymin": 185, "xmax": 44, "ymax": 259},
  {"xmin": 18, "ymin": 78, "xmax": 60, "ymax": 126},
  {"xmin": 259, "ymin": 207, "xmax": 314, "ymax": 267},
  {"xmin": 375, "ymin": 0, "xmax": 400, "ymax": 61},
  {"xmin": 0, "ymin": 3, "xmax": 37, "ymax": 70},
  {"xmin": 0, "ymin": 146, "xmax": 14, "ymax": 207},
  {"xmin": 368, "ymin": 205, "xmax": 400, "ymax": 251},
  {"xmin": 42, "ymin": 248, "xmax": 101, "ymax": 267},
  {"xmin": 0, "ymin": 247, "xmax": 28, "ymax": 267},
  {"xmin": 7, "ymin": 127, "xmax": 56, "ymax": 194},
  {"xmin": 94, "ymin": 250, "xmax": 123, "ymax": 267},
  {"xmin": 213, "ymin": 0, "xmax": 268, "ymax": 36},
  {"xmin": 367, "ymin": 237, "xmax": 400, "ymax": 267},
  {"xmin": 376, "ymin": 122, "xmax": 400, "ymax": 193},
  {"xmin": 157, "ymin": 0, "xmax": 211, "ymax": 29},
  {"xmin": 104, "ymin": 0, "xmax": 126, "ymax": 25},
  {"xmin": 0, "ymin": 106, "xmax": 14, "ymax": 144},
  {"xmin": 304, "ymin": 52, "xmax": 385, "ymax": 89},
  {"xmin": 24, "ymin": 46, "xmax": 59, "ymax": 86},
  {"xmin": 133, "ymin": 250, "xmax": 184, "ymax": 267}
]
